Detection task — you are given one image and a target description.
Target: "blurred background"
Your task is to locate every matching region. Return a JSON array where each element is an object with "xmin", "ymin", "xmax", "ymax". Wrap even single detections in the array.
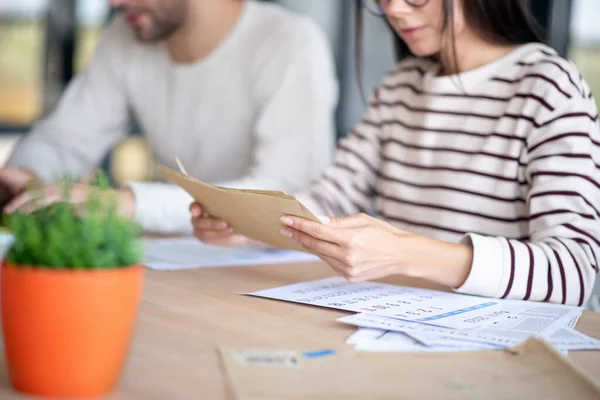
[{"xmin": 0, "ymin": 0, "xmax": 598, "ymax": 186}]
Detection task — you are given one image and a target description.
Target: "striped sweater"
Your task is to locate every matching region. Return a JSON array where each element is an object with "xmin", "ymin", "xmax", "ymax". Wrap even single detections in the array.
[{"xmin": 299, "ymin": 43, "xmax": 599, "ymax": 306}]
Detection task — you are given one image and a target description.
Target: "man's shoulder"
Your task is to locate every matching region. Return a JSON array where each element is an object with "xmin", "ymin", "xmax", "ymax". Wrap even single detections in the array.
[
  {"xmin": 243, "ymin": 1, "xmax": 328, "ymax": 48},
  {"xmin": 245, "ymin": 1, "xmax": 315, "ymax": 27},
  {"xmin": 240, "ymin": 2, "xmax": 337, "ymax": 101}
]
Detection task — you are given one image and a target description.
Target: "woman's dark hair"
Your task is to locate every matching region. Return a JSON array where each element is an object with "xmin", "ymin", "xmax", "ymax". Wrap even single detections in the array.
[{"xmin": 355, "ymin": 0, "xmax": 544, "ymax": 97}]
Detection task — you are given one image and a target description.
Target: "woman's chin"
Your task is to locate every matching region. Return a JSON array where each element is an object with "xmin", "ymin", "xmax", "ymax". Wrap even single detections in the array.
[
  {"xmin": 406, "ymin": 45, "xmax": 438, "ymax": 58},
  {"xmin": 409, "ymin": 47, "xmax": 438, "ymax": 58}
]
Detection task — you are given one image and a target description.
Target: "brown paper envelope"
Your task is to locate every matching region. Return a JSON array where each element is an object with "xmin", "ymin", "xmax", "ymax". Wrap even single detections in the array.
[
  {"xmin": 171, "ymin": 158, "xmax": 295, "ymax": 198},
  {"xmin": 219, "ymin": 338, "xmax": 600, "ymax": 400},
  {"xmin": 217, "ymin": 187, "xmax": 293, "ymax": 198},
  {"xmin": 158, "ymin": 165, "xmax": 320, "ymax": 252}
]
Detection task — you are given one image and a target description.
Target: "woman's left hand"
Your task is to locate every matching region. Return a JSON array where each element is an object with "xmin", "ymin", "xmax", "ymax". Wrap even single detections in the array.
[
  {"xmin": 280, "ymin": 213, "xmax": 473, "ymax": 286},
  {"xmin": 280, "ymin": 213, "xmax": 414, "ymax": 282}
]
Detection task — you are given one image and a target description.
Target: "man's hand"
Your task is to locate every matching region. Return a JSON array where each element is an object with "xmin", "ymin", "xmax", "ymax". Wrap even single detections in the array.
[
  {"xmin": 0, "ymin": 167, "xmax": 39, "ymax": 196},
  {"xmin": 190, "ymin": 202, "xmax": 267, "ymax": 247},
  {"xmin": 4, "ymin": 183, "xmax": 136, "ymax": 219}
]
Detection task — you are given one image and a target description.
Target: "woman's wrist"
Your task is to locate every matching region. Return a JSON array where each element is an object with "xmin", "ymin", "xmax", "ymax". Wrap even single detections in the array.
[{"xmin": 401, "ymin": 235, "xmax": 474, "ymax": 288}]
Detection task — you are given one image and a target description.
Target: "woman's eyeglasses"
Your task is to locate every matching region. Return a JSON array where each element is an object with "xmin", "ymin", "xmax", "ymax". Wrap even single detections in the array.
[{"xmin": 361, "ymin": 0, "xmax": 430, "ymax": 17}]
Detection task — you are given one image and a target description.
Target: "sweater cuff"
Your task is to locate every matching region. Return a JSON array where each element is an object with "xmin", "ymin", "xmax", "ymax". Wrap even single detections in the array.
[
  {"xmin": 125, "ymin": 181, "xmax": 193, "ymax": 235},
  {"xmin": 454, "ymin": 233, "xmax": 506, "ymax": 298}
]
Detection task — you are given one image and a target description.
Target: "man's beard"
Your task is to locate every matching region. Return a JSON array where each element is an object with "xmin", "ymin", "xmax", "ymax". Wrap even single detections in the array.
[
  {"xmin": 134, "ymin": 17, "xmax": 180, "ymax": 42},
  {"xmin": 117, "ymin": 1, "xmax": 187, "ymax": 42}
]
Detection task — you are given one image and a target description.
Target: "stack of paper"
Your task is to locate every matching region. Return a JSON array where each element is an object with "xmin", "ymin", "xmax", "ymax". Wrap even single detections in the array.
[{"xmin": 248, "ymin": 277, "xmax": 600, "ymax": 354}]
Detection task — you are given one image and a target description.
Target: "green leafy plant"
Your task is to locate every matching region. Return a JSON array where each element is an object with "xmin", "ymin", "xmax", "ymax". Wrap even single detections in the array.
[{"xmin": 4, "ymin": 172, "xmax": 141, "ymax": 269}]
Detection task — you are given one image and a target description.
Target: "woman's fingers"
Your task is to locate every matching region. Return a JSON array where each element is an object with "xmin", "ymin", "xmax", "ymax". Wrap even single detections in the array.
[
  {"xmin": 282, "ymin": 227, "xmax": 343, "ymax": 258},
  {"xmin": 317, "ymin": 253, "xmax": 357, "ymax": 280},
  {"xmin": 280, "ymin": 216, "xmax": 349, "ymax": 246}
]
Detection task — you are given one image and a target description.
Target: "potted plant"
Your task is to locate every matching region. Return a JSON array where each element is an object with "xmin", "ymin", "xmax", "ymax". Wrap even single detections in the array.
[{"xmin": 1, "ymin": 173, "xmax": 144, "ymax": 398}]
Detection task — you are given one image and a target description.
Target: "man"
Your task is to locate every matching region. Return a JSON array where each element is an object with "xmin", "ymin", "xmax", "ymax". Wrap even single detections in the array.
[{"xmin": 1, "ymin": 0, "xmax": 338, "ymax": 234}]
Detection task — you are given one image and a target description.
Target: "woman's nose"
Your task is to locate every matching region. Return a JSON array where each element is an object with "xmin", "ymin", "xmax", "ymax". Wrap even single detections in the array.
[{"xmin": 384, "ymin": 0, "xmax": 415, "ymax": 16}]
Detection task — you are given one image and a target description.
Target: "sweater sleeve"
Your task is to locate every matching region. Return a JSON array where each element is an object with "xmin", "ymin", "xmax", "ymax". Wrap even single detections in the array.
[
  {"xmin": 126, "ymin": 182, "xmax": 194, "ymax": 235},
  {"xmin": 456, "ymin": 91, "xmax": 600, "ymax": 306},
  {"xmin": 297, "ymin": 90, "xmax": 383, "ymax": 216},
  {"xmin": 7, "ymin": 18, "xmax": 131, "ymax": 183}
]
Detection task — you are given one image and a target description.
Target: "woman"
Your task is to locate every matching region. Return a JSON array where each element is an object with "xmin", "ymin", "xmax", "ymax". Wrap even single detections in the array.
[{"xmin": 190, "ymin": 0, "xmax": 599, "ymax": 306}]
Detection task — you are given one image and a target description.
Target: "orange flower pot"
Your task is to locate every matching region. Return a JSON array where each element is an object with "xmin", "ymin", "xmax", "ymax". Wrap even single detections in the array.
[{"xmin": 1, "ymin": 262, "xmax": 144, "ymax": 398}]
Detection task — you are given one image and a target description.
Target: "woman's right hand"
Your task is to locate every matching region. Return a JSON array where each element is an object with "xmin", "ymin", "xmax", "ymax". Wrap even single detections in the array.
[{"xmin": 190, "ymin": 202, "xmax": 257, "ymax": 246}]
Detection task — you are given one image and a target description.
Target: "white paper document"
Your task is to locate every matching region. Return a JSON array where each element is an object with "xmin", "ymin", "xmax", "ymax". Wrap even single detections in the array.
[
  {"xmin": 371, "ymin": 293, "xmax": 582, "ymax": 330},
  {"xmin": 248, "ymin": 277, "xmax": 502, "ymax": 328},
  {"xmin": 347, "ymin": 329, "xmax": 434, "ymax": 352},
  {"xmin": 398, "ymin": 304, "xmax": 582, "ymax": 347},
  {"xmin": 248, "ymin": 277, "xmax": 581, "ymax": 330},
  {"xmin": 346, "ymin": 328, "xmax": 499, "ymax": 352},
  {"xmin": 566, "ymin": 314, "xmax": 582, "ymax": 329},
  {"xmin": 143, "ymin": 237, "xmax": 319, "ymax": 270},
  {"xmin": 249, "ymin": 277, "xmax": 597, "ymax": 354},
  {"xmin": 346, "ymin": 327, "xmax": 572, "ymax": 355},
  {"xmin": 543, "ymin": 328, "xmax": 600, "ymax": 351},
  {"xmin": 346, "ymin": 328, "xmax": 385, "ymax": 345},
  {"xmin": 339, "ymin": 312, "xmax": 598, "ymax": 352}
]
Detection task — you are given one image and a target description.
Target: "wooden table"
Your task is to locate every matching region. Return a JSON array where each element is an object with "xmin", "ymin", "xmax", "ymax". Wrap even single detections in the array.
[{"xmin": 1, "ymin": 262, "xmax": 599, "ymax": 399}]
